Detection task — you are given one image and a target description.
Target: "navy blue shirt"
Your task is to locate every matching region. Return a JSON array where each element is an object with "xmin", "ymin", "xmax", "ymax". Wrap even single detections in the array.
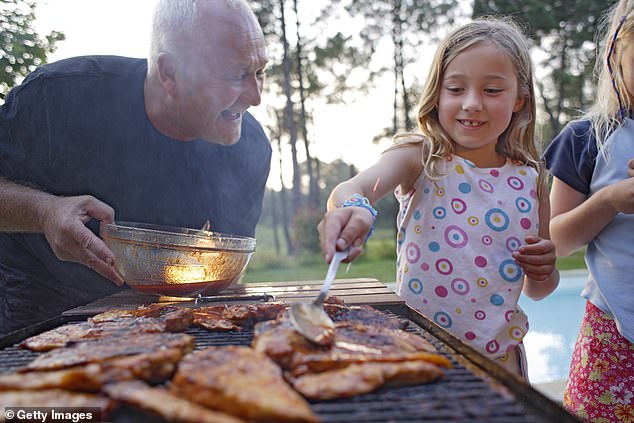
[
  {"xmin": 543, "ymin": 119, "xmax": 598, "ymax": 195},
  {"xmin": 0, "ymin": 56, "xmax": 271, "ymax": 334}
]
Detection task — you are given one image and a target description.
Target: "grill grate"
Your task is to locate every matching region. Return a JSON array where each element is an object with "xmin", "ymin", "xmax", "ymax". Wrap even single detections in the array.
[{"xmin": 0, "ymin": 311, "xmax": 555, "ymax": 423}]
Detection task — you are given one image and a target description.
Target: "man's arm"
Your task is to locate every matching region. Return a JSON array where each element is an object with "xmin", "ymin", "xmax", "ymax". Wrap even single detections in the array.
[{"xmin": 0, "ymin": 177, "xmax": 124, "ymax": 285}]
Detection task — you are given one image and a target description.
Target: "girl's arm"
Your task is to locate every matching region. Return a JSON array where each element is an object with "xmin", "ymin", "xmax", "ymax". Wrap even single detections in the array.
[
  {"xmin": 515, "ymin": 177, "xmax": 559, "ymax": 300},
  {"xmin": 318, "ymin": 143, "xmax": 422, "ymax": 262},
  {"xmin": 550, "ymin": 163, "xmax": 634, "ymax": 256}
]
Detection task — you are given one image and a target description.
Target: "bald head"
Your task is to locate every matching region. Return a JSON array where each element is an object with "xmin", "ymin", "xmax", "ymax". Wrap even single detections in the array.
[{"xmin": 148, "ymin": 0, "xmax": 261, "ymax": 75}]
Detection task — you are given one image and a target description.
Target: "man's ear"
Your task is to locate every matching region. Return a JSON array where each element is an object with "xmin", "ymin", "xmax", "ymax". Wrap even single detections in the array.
[
  {"xmin": 157, "ymin": 52, "xmax": 178, "ymax": 97},
  {"xmin": 513, "ymin": 95, "xmax": 525, "ymax": 113}
]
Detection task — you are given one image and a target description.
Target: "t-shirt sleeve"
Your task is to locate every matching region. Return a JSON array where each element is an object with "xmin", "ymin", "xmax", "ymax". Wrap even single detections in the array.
[
  {"xmin": 542, "ymin": 120, "xmax": 597, "ymax": 195},
  {"xmin": 0, "ymin": 71, "xmax": 53, "ymax": 189}
]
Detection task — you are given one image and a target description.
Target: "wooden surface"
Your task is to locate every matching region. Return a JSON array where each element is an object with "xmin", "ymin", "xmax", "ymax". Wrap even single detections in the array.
[{"xmin": 62, "ymin": 278, "xmax": 404, "ymax": 317}]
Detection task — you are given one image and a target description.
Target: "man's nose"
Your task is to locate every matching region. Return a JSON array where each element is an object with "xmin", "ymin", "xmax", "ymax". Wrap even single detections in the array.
[{"xmin": 242, "ymin": 75, "xmax": 262, "ymax": 106}]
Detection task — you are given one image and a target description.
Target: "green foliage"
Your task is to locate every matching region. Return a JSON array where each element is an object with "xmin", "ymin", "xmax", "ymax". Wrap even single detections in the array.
[
  {"xmin": 0, "ymin": 0, "xmax": 65, "ymax": 100},
  {"xmin": 291, "ymin": 207, "xmax": 323, "ymax": 254},
  {"xmin": 472, "ymin": 0, "xmax": 618, "ymax": 135}
]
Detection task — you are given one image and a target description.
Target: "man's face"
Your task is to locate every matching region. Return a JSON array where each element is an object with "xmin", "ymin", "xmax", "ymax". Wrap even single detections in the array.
[{"xmin": 175, "ymin": 8, "xmax": 268, "ymax": 145}]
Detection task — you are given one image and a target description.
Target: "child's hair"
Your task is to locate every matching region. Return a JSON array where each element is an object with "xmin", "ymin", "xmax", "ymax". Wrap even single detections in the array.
[
  {"xmin": 393, "ymin": 17, "xmax": 538, "ymax": 180},
  {"xmin": 587, "ymin": 0, "xmax": 634, "ymax": 147}
]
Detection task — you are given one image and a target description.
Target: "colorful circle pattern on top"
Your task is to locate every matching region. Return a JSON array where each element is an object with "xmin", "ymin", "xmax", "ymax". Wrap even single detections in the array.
[{"xmin": 394, "ymin": 156, "xmax": 538, "ymax": 360}]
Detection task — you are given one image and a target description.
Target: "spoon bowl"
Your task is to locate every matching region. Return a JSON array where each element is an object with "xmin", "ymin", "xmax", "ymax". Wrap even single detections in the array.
[{"xmin": 289, "ymin": 248, "xmax": 349, "ymax": 346}]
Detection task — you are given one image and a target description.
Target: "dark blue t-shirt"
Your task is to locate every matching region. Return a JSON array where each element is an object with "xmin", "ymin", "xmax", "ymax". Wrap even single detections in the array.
[
  {"xmin": 543, "ymin": 119, "xmax": 598, "ymax": 195},
  {"xmin": 0, "ymin": 55, "xmax": 272, "ymax": 334}
]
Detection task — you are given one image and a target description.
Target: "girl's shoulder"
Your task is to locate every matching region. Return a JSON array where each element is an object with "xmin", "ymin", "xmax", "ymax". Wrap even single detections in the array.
[
  {"xmin": 544, "ymin": 119, "xmax": 598, "ymax": 163},
  {"xmin": 543, "ymin": 119, "xmax": 598, "ymax": 195}
]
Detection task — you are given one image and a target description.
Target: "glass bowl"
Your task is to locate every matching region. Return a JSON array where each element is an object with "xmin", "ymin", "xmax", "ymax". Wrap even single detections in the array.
[{"xmin": 100, "ymin": 221, "xmax": 255, "ymax": 297}]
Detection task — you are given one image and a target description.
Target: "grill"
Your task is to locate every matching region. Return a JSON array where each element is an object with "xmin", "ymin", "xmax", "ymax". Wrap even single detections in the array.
[{"xmin": 0, "ymin": 305, "xmax": 579, "ymax": 423}]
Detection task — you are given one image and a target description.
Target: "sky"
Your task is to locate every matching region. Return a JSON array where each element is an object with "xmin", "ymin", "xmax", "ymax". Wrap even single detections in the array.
[{"xmin": 32, "ymin": 0, "xmax": 397, "ymax": 190}]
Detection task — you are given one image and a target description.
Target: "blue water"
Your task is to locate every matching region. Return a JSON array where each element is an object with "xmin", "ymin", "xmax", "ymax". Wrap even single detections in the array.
[{"xmin": 519, "ymin": 271, "xmax": 587, "ymax": 383}]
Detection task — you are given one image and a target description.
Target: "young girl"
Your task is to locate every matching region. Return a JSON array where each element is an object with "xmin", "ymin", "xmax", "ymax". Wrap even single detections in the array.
[
  {"xmin": 544, "ymin": 0, "xmax": 634, "ymax": 420},
  {"xmin": 318, "ymin": 18, "xmax": 559, "ymax": 379}
]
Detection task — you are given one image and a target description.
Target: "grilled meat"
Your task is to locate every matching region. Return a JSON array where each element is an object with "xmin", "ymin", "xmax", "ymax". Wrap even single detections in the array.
[
  {"xmin": 253, "ymin": 316, "xmax": 451, "ymax": 376},
  {"xmin": 324, "ymin": 303, "xmax": 408, "ymax": 330},
  {"xmin": 103, "ymin": 380, "xmax": 246, "ymax": 423},
  {"xmin": 88, "ymin": 303, "xmax": 193, "ymax": 332},
  {"xmin": 0, "ymin": 389, "xmax": 115, "ymax": 422},
  {"xmin": 20, "ymin": 332, "xmax": 194, "ymax": 372},
  {"xmin": 291, "ymin": 360, "xmax": 445, "ymax": 400},
  {"xmin": 192, "ymin": 302, "xmax": 287, "ymax": 331},
  {"xmin": 191, "ymin": 308, "xmax": 239, "ymax": 331},
  {"xmin": 20, "ymin": 316, "xmax": 184, "ymax": 352},
  {"xmin": 0, "ymin": 347, "xmax": 186, "ymax": 392},
  {"xmin": 171, "ymin": 346, "xmax": 319, "ymax": 423}
]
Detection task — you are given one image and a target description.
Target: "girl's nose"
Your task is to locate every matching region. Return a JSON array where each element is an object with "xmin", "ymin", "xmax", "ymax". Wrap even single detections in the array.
[{"xmin": 462, "ymin": 91, "xmax": 482, "ymax": 112}]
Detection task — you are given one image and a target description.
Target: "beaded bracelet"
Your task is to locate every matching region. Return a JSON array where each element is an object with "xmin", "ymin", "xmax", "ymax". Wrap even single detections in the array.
[{"xmin": 336, "ymin": 193, "xmax": 378, "ymax": 242}]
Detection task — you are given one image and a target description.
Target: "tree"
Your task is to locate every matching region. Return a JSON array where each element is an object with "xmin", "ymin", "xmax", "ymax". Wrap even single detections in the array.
[
  {"xmin": 0, "ymin": 0, "xmax": 64, "ymax": 100},
  {"xmin": 344, "ymin": 0, "xmax": 460, "ymax": 134},
  {"xmin": 250, "ymin": 0, "xmax": 371, "ymax": 254},
  {"xmin": 473, "ymin": 0, "xmax": 618, "ymax": 139}
]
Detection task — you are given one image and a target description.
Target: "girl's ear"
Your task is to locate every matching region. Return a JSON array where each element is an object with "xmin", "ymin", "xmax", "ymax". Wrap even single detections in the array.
[{"xmin": 513, "ymin": 95, "xmax": 525, "ymax": 113}]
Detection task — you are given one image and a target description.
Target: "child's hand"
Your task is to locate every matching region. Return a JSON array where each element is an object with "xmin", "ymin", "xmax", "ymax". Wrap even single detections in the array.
[
  {"xmin": 317, "ymin": 207, "xmax": 374, "ymax": 263},
  {"xmin": 512, "ymin": 235, "xmax": 556, "ymax": 282}
]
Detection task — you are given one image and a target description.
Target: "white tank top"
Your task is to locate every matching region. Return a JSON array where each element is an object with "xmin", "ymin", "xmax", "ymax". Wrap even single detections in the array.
[{"xmin": 395, "ymin": 155, "xmax": 539, "ymax": 360}]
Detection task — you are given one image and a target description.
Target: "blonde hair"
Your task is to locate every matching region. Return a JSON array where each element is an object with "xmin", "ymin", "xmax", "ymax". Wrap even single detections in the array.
[
  {"xmin": 394, "ymin": 17, "xmax": 539, "ymax": 181},
  {"xmin": 587, "ymin": 0, "xmax": 634, "ymax": 148}
]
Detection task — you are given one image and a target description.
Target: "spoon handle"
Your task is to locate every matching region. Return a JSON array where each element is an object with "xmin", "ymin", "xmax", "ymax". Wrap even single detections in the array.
[{"xmin": 315, "ymin": 248, "xmax": 349, "ymax": 306}]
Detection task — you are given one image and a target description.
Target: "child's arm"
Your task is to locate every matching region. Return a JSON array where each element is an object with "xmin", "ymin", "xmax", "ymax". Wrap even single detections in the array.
[
  {"xmin": 318, "ymin": 143, "xmax": 422, "ymax": 263},
  {"xmin": 550, "ymin": 159, "xmax": 634, "ymax": 256},
  {"xmin": 514, "ymin": 177, "xmax": 560, "ymax": 300}
]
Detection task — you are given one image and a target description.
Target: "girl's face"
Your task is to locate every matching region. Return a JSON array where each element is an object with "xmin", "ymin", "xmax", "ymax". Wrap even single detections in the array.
[
  {"xmin": 438, "ymin": 41, "xmax": 525, "ymax": 167},
  {"xmin": 620, "ymin": 36, "xmax": 634, "ymax": 101}
]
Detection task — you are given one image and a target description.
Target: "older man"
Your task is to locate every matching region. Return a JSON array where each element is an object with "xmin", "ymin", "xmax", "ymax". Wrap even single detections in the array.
[{"xmin": 0, "ymin": 0, "xmax": 271, "ymax": 335}]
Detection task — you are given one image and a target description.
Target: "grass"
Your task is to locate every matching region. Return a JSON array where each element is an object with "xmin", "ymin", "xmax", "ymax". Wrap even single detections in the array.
[{"xmin": 243, "ymin": 227, "xmax": 587, "ymax": 283}]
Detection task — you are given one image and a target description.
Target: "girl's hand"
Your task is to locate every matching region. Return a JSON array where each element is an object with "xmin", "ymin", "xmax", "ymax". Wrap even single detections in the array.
[
  {"xmin": 317, "ymin": 206, "xmax": 374, "ymax": 263},
  {"xmin": 512, "ymin": 235, "xmax": 556, "ymax": 282}
]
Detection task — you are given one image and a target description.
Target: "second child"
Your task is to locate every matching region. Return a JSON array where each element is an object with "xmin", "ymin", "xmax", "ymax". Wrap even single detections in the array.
[
  {"xmin": 544, "ymin": 0, "xmax": 634, "ymax": 420},
  {"xmin": 318, "ymin": 18, "xmax": 560, "ymax": 379}
]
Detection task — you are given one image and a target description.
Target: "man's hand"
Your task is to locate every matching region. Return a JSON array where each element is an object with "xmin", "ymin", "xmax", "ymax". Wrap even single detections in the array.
[{"xmin": 41, "ymin": 195, "xmax": 124, "ymax": 285}]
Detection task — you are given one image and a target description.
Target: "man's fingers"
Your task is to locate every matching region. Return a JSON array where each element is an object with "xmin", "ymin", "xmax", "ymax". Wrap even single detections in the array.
[
  {"xmin": 69, "ymin": 224, "xmax": 124, "ymax": 285},
  {"xmin": 82, "ymin": 196, "xmax": 115, "ymax": 224},
  {"xmin": 83, "ymin": 249, "xmax": 125, "ymax": 286}
]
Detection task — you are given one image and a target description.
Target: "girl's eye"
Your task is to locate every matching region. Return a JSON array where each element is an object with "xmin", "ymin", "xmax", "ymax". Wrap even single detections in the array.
[
  {"xmin": 445, "ymin": 86, "xmax": 463, "ymax": 94},
  {"xmin": 484, "ymin": 87, "xmax": 503, "ymax": 94}
]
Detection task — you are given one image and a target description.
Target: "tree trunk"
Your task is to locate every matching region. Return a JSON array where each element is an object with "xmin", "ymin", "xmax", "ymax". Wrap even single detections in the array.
[
  {"xmin": 293, "ymin": 0, "xmax": 318, "ymax": 210},
  {"xmin": 270, "ymin": 189, "xmax": 281, "ymax": 255},
  {"xmin": 392, "ymin": 0, "xmax": 410, "ymax": 130},
  {"xmin": 275, "ymin": 114, "xmax": 295, "ymax": 255},
  {"xmin": 279, "ymin": 0, "xmax": 302, "ymax": 216}
]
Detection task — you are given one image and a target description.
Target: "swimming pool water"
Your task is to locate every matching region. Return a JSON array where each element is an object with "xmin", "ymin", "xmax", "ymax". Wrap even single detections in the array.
[{"xmin": 519, "ymin": 270, "xmax": 587, "ymax": 384}]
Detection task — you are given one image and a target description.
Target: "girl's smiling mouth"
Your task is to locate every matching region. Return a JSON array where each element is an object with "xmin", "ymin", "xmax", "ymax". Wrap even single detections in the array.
[{"xmin": 459, "ymin": 119, "xmax": 485, "ymax": 128}]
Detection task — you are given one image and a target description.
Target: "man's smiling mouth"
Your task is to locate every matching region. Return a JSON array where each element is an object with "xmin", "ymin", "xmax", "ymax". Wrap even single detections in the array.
[{"xmin": 221, "ymin": 110, "xmax": 242, "ymax": 120}]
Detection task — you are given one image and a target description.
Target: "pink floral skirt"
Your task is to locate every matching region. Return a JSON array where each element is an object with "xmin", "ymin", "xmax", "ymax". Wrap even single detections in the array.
[{"xmin": 564, "ymin": 301, "xmax": 634, "ymax": 423}]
